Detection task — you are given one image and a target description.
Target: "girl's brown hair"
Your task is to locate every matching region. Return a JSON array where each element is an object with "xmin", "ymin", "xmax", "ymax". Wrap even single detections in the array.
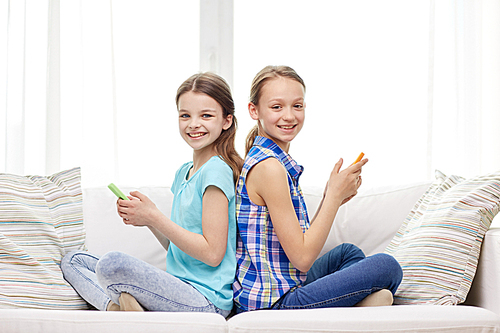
[
  {"xmin": 245, "ymin": 65, "xmax": 306, "ymax": 155},
  {"xmin": 176, "ymin": 72, "xmax": 244, "ymax": 183}
]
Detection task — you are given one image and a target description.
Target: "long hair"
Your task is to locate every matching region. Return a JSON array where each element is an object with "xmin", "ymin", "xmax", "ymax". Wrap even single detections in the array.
[
  {"xmin": 245, "ymin": 65, "xmax": 306, "ymax": 155},
  {"xmin": 176, "ymin": 72, "xmax": 244, "ymax": 183}
]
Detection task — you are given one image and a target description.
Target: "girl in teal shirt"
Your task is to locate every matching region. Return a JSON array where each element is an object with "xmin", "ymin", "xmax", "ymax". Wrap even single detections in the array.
[{"xmin": 61, "ymin": 73, "xmax": 243, "ymax": 317}]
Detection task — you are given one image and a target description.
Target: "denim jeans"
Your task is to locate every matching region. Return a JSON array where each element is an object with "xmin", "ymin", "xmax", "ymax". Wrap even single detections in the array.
[
  {"xmin": 60, "ymin": 251, "xmax": 230, "ymax": 317},
  {"xmin": 272, "ymin": 243, "xmax": 403, "ymax": 309}
]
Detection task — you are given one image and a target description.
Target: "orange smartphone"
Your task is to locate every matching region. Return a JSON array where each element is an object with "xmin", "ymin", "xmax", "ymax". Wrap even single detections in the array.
[{"xmin": 352, "ymin": 152, "xmax": 365, "ymax": 165}]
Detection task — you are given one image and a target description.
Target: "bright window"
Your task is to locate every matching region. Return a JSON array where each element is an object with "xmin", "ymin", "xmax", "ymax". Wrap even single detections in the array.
[{"xmin": 234, "ymin": 1, "xmax": 430, "ymax": 188}]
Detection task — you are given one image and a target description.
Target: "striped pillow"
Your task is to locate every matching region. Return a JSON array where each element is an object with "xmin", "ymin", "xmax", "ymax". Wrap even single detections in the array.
[
  {"xmin": 385, "ymin": 170, "xmax": 500, "ymax": 305},
  {"xmin": 0, "ymin": 168, "xmax": 88, "ymax": 309}
]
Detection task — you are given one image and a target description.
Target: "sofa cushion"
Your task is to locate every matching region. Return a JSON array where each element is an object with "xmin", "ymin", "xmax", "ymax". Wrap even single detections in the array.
[
  {"xmin": 227, "ymin": 305, "xmax": 500, "ymax": 333},
  {"xmin": 0, "ymin": 168, "xmax": 87, "ymax": 309},
  {"xmin": 0, "ymin": 310, "xmax": 227, "ymax": 333},
  {"xmin": 385, "ymin": 170, "xmax": 500, "ymax": 305}
]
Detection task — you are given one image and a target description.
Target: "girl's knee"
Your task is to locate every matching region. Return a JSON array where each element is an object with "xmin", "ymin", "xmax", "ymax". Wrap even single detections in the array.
[
  {"xmin": 96, "ymin": 251, "xmax": 129, "ymax": 280},
  {"xmin": 340, "ymin": 243, "xmax": 365, "ymax": 261},
  {"xmin": 379, "ymin": 253, "xmax": 402, "ymax": 274},
  {"xmin": 373, "ymin": 253, "xmax": 403, "ymax": 286}
]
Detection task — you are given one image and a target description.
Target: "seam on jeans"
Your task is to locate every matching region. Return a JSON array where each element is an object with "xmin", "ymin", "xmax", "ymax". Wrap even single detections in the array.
[
  {"xmin": 108, "ymin": 284, "xmax": 215, "ymax": 312},
  {"xmin": 67, "ymin": 253, "xmax": 103, "ymax": 291},
  {"xmin": 276, "ymin": 287, "xmax": 382, "ymax": 309},
  {"xmin": 66, "ymin": 252, "xmax": 107, "ymax": 310}
]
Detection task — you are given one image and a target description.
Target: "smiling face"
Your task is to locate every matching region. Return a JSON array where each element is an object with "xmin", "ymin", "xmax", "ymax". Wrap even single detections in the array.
[
  {"xmin": 178, "ymin": 91, "xmax": 233, "ymax": 155},
  {"xmin": 249, "ymin": 77, "xmax": 305, "ymax": 152}
]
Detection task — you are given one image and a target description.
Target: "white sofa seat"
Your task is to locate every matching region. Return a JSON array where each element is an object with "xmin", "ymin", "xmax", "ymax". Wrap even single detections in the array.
[
  {"xmin": 0, "ymin": 310, "xmax": 227, "ymax": 333},
  {"xmin": 1, "ymin": 305, "xmax": 497, "ymax": 333},
  {"xmin": 227, "ymin": 305, "xmax": 500, "ymax": 333}
]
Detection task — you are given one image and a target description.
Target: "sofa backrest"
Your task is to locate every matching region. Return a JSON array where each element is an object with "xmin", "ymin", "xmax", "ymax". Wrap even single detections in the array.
[
  {"xmin": 83, "ymin": 186, "xmax": 171, "ymax": 270},
  {"xmin": 312, "ymin": 181, "xmax": 433, "ymax": 257},
  {"xmin": 83, "ymin": 181, "xmax": 433, "ymax": 270}
]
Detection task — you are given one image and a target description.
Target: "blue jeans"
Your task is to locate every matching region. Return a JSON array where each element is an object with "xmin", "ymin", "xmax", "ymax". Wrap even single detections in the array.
[
  {"xmin": 60, "ymin": 251, "xmax": 230, "ymax": 317},
  {"xmin": 272, "ymin": 243, "xmax": 403, "ymax": 309}
]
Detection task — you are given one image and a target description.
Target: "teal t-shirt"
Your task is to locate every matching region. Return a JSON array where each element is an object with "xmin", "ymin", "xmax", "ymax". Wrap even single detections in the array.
[{"xmin": 167, "ymin": 156, "xmax": 236, "ymax": 310}]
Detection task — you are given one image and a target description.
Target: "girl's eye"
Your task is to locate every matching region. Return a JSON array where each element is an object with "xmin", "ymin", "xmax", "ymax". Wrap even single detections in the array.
[
  {"xmin": 294, "ymin": 104, "xmax": 303, "ymax": 109},
  {"xmin": 271, "ymin": 105, "xmax": 281, "ymax": 110},
  {"xmin": 179, "ymin": 114, "xmax": 189, "ymax": 118},
  {"xmin": 202, "ymin": 114, "xmax": 213, "ymax": 118}
]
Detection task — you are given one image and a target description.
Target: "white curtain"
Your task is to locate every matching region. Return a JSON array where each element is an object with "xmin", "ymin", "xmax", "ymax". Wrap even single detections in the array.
[
  {"xmin": 2, "ymin": 1, "xmax": 50, "ymax": 176},
  {"xmin": 2, "ymin": 0, "xmax": 499, "ymax": 189},
  {"xmin": 2, "ymin": 0, "xmax": 199, "ymax": 187},
  {"xmin": 430, "ymin": 0, "xmax": 500, "ymax": 179}
]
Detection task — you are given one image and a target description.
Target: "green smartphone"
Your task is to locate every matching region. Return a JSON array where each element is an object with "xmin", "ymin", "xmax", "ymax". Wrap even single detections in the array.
[{"xmin": 108, "ymin": 183, "xmax": 129, "ymax": 200}]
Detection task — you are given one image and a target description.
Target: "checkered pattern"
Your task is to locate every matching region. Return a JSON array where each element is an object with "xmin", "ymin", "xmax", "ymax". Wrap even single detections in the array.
[{"xmin": 233, "ymin": 136, "xmax": 310, "ymax": 312}]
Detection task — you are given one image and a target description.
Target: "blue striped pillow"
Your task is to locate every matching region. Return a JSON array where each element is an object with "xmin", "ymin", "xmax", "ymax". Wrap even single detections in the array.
[
  {"xmin": 0, "ymin": 168, "xmax": 88, "ymax": 309},
  {"xmin": 385, "ymin": 170, "xmax": 500, "ymax": 305}
]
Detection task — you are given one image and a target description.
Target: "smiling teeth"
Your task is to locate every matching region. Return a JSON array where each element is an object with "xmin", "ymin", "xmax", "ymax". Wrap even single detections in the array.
[
  {"xmin": 189, "ymin": 133, "xmax": 206, "ymax": 137},
  {"xmin": 279, "ymin": 125, "xmax": 295, "ymax": 129}
]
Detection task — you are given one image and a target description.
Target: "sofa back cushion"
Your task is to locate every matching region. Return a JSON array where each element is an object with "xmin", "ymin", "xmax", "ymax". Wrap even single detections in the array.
[
  {"xmin": 83, "ymin": 186, "xmax": 172, "ymax": 270},
  {"xmin": 304, "ymin": 181, "xmax": 432, "ymax": 258},
  {"xmin": 84, "ymin": 182, "xmax": 432, "ymax": 271}
]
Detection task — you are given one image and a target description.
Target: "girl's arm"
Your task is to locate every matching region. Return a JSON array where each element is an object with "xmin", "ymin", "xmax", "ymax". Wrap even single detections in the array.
[
  {"xmin": 146, "ymin": 225, "xmax": 170, "ymax": 251},
  {"xmin": 310, "ymin": 183, "xmax": 328, "ymax": 224},
  {"xmin": 310, "ymin": 180, "xmax": 359, "ymax": 223},
  {"xmin": 116, "ymin": 186, "xmax": 229, "ymax": 267},
  {"xmin": 247, "ymin": 157, "xmax": 366, "ymax": 272}
]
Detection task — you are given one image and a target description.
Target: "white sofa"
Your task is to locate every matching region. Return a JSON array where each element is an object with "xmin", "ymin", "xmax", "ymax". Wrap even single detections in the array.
[{"xmin": 1, "ymin": 181, "xmax": 499, "ymax": 333}]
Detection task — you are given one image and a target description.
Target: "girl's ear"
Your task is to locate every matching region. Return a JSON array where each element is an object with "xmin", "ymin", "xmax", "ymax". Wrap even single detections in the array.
[
  {"xmin": 223, "ymin": 114, "xmax": 233, "ymax": 130},
  {"xmin": 248, "ymin": 102, "xmax": 259, "ymax": 121}
]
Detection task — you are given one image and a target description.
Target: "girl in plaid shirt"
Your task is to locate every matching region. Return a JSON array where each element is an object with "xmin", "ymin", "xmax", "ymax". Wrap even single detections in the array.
[{"xmin": 233, "ymin": 66, "xmax": 403, "ymax": 313}]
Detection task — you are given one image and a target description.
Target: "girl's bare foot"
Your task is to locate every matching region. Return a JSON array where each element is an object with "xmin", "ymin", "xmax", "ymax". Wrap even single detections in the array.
[
  {"xmin": 354, "ymin": 289, "xmax": 393, "ymax": 307},
  {"xmin": 119, "ymin": 293, "xmax": 144, "ymax": 311},
  {"xmin": 106, "ymin": 301, "xmax": 120, "ymax": 311}
]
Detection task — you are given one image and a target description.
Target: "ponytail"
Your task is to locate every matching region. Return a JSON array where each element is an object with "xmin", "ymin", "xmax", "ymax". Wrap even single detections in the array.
[
  {"xmin": 213, "ymin": 118, "xmax": 244, "ymax": 184},
  {"xmin": 245, "ymin": 125, "xmax": 259, "ymax": 156}
]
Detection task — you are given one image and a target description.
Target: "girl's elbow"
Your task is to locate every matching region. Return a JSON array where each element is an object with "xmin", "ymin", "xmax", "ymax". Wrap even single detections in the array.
[
  {"xmin": 291, "ymin": 257, "xmax": 314, "ymax": 273},
  {"xmin": 294, "ymin": 262, "xmax": 312, "ymax": 273},
  {"xmin": 205, "ymin": 251, "xmax": 225, "ymax": 267}
]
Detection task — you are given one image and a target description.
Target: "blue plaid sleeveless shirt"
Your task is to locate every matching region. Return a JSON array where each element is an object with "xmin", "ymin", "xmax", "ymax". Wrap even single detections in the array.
[{"xmin": 233, "ymin": 136, "xmax": 310, "ymax": 312}]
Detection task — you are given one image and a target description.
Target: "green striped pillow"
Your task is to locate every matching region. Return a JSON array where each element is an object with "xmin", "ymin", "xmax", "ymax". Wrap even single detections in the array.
[
  {"xmin": 0, "ymin": 168, "xmax": 88, "ymax": 309},
  {"xmin": 385, "ymin": 170, "xmax": 500, "ymax": 305}
]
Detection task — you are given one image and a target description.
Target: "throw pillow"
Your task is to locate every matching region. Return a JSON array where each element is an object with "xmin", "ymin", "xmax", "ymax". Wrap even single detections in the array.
[
  {"xmin": 385, "ymin": 170, "xmax": 500, "ymax": 305},
  {"xmin": 0, "ymin": 167, "xmax": 88, "ymax": 309}
]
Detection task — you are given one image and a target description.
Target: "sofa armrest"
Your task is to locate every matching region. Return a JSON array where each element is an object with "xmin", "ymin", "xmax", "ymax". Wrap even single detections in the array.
[{"xmin": 465, "ymin": 227, "xmax": 500, "ymax": 316}]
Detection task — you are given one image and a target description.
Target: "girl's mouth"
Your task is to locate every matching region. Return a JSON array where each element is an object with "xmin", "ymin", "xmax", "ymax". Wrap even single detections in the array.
[
  {"xmin": 278, "ymin": 125, "xmax": 297, "ymax": 130},
  {"xmin": 188, "ymin": 132, "xmax": 207, "ymax": 138}
]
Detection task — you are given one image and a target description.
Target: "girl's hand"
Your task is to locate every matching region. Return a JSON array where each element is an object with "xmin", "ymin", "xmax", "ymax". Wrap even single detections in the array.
[
  {"xmin": 116, "ymin": 191, "xmax": 162, "ymax": 227},
  {"xmin": 325, "ymin": 158, "xmax": 367, "ymax": 205}
]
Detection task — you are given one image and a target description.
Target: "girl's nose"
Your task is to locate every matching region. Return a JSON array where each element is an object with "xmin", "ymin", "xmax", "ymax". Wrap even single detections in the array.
[
  {"xmin": 189, "ymin": 117, "xmax": 201, "ymax": 129},
  {"xmin": 282, "ymin": 107, "xmax": 295, "ymax": 121}
]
